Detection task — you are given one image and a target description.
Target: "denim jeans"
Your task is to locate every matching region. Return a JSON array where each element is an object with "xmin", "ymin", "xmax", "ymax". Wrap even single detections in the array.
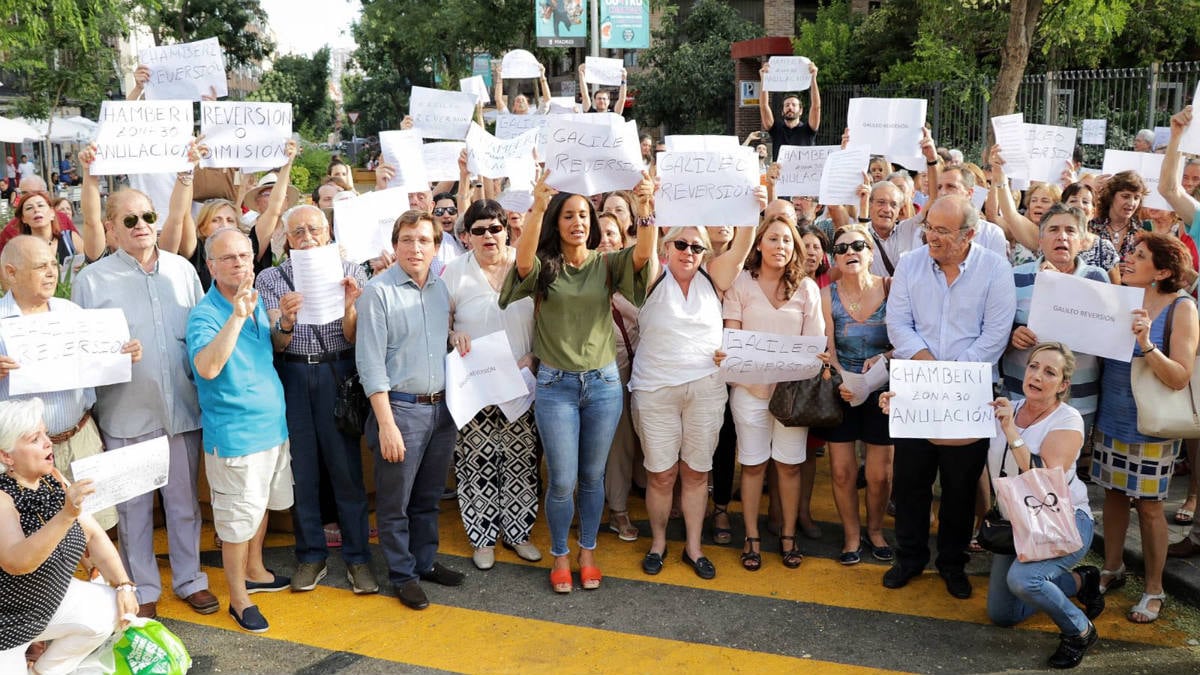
[
  {"xmin": 987, "ymin": 509, "xmax": 1095, "ymax": 635},
  {"xmin": 535, "ymin": 362, "xmax": 624, "ymax": 557}
]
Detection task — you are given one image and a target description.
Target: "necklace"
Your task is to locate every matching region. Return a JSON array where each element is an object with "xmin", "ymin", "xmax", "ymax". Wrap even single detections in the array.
[
  {"xmin": 1015, "ymin": 400, "xmax": 1055, "ymax": 430},
  {"xmin": 840, "ymin": 279, "xmax": 874, "ymax": 313}
]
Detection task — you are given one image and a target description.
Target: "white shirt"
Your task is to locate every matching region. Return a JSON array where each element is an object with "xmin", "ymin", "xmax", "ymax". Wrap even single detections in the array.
[
  {"xmin": 867, "ymin": 218, "xmax": 921, "ymax": 278},
  {"xmin": 18, "ymin": 161, "xmax": 36, "ymax": 177},
  {"xmin": 988, "ymin": 401, "xmax": 1090, "ymax": 517},
  {"xmin": 901, "ymin": 214, "xmax": 1009, "ymax": 262},
  {"xmin": 442, "ymin": 250, "xmax": 533, "ymax": 360},
  {"xmin": 629, "ymin": 269, "xmax": 723, "ymax": 392}
]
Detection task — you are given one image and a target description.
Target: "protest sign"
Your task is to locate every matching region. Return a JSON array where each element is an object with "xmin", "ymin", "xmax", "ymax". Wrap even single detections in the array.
[
  {"xmin": 1154, "ymin": 126, "xmax": 1171, "ymax": 151},
  {"xmin": 549, "ymin": 97, "xmax": 579, "ymax": 114},
  {"xmin": 664, "ymin": 135, "xmax": 739, "ymax": 152},
  {"xmin": 199, "ymin": 101, "xmax": 292, "ymax": 170},
  {"xmin": 459, "ymin": 75, "xmax": 490, "ymax": 104},
  {"xmin": 496, "ymin": 113, "xmax": 551, "ymax": 157},
  {"xmin": 498, "ymin": 367, "xmax": 538, "ymax": 423},
  {"xmin": 762, "ymin": 56, "xmax": 812, "ymax": 92},
  {"xmin": 289, "ymin": 244, "xmax": 346, "ymax": 326},
  {"xmin": 719, "ymin": 329, "xmax": 825, "ymax": 385},
  {"xmin": 71, "ymin": 436, "xmax": 169, "ymax": 515},
  {"xmin": 656, "ymin": 149, "xmax": 760, "ymax": 227},
  {"xmin": 497, "ymin": 189, "xmax": 535, "ymax": 214},
  {"xmin": 422, "ymin": 142, "xmax": 466, "ymax": 183},
  {"xmin": 378, "ymin": 130, "xmax": 429, "ymax": 192},
  {"xmin": 544, "ymin": 117, "xmax": 642, "ymax": 195},
  {"xmin": 90, "ymin": 101, "xmax": 193, "ymax": 176},
  {"xmin": 971, "ymin": 186, "xmax": 990, "ymax": 211},
  {"xmin": 846, "ymin": 98, "xmax": 927, "ymax": 170},
  {"xmin": 1082, "ymin": 119, "xmax": 1107, "ymax": 145},
  {"xmin": 466, "ymin": 123, "xmax": 539, "ymax": 180},
  {"xmin": 1024, "ymin": 123, "xmax": 1076, "ymax": 184},
  {"xmin": 1, "ymin": 308, "xmax": 131, "ymax": 395},
  {"xmin": 1180, "ymin": 82, "xmax": 1200, "ymax": 155},
  {"xmin": 445, "ymin": 331, "xmax": 529, "ymax": 429},
  {"xmin": 501, "ymin": 49, "xmax": 543, "ymax": 78},
  {"xmin": 818, "ymin": 145, "xmax": 871, "ymax": 206},
  {"xmin": 991, "ymin": 113, "xmax": 1030, "ymax": 179},
  {"xmin": 1101, "ymin": 150, "xmax": 1173, "ymax": 211},
  {"xmin": 409, "ymin": 86, "xmax": 477, "ymax": 140},
  {"xmin": 775, "ymin": 144, "xmax": 838, "ymax": 197},
  {"xmin": 888, "ymin": 360, "xmax": 995, "ymax": 439},
  {"xmin": 839, "ymin": 357, "xmax": 890, "ymax": 407},
  {"xmin": 584, "ymin": 56, "xmax": 624, "ymax": 86},
  {"xmin": 138, "ymin": 37, "xmax": 227, "ymax": 101},
  {"xmin": 599, "ymin": 0, "xmax": 650, "ymax": 49},
  {"xmin": 333, "ymin": 188, "xmax": 409, "ymax": 264},
  {"xmin": 1027, "ymin": 270, "xmax": 1144, "ymax": 361}
]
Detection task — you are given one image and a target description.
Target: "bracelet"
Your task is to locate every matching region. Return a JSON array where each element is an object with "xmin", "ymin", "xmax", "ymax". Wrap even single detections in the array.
[
  {"xmin": 636, "ymin": 215, "xmax": 655, "ymax": 228},
  {"xmin": 1142, "ymin": 343, "xmax": 1158, "ymax": 355},
  {"xmin": 857, "ymin": 217, "xmax": 870, "ymax": 223},
  {"xmin": 176, "ymin": 170, "xmax": 194, "ymax": 186},
  {"xmin": 926, "ymin": 159, "xmax": 939, "ymax": 167},
  {"xmin": 114, "ymin": 582, "xmax": 137, "ymax": 594}
]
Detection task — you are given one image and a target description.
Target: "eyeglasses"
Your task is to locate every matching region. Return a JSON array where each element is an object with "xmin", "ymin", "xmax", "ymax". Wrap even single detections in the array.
[
  {"xmin": 122, "ymin": 211, "xmax": 158, "ymax": 228},
  {"xmin": 288, "ymin": 225, "xmax": 326, "ymax": 238},
  {"xmin": 920, "ymin": 223, "xmax": 964, "ymax": 238},
  {"xmin": 214, "ymin": 253, "xmax": 253, "ymax": 265},
  {"xmin": 432, "ymin": 206, "xmax": 458, "ymax": 217},
  {"xmin": 470, "ymin": 224, "xmax": 505, "ymax": 236},
  {"xmin": 671, "ymin": 240, "xmax": 707, "ymax": 255},
  {"xmin": 832, "ymin": 240, "xmax": 869, "ymax": 255}
]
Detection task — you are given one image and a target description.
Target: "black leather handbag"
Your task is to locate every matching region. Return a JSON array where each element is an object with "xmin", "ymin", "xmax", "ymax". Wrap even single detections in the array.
[
  {"xmin": 977, "ymin": 506, "xmax": 1015, "ymax": 556},
  {"xmin": 769, "ymin": 364, "xmax": 844, "ymax": 428}
]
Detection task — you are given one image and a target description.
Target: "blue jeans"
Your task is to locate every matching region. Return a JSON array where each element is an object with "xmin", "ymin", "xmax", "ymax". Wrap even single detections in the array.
[
  {"xmin": 535, "ymin": 362, "xmax": 624, "ymax": 557},
  {"xmin": 987, "ymin": 509, "xmax": 1095, "ymax": 635}
]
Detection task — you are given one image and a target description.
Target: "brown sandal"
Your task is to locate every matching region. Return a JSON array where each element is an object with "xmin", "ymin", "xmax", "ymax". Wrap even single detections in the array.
[{"xmin": 780, "ymin": 535, "xmax": 804, "ymax": 569}]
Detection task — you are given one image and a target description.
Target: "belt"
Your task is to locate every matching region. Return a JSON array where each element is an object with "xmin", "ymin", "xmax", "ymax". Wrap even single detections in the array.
[
  {"xmin": 281, "ymin": 348, "xmax": 354, "ymax": 365},
  {"xmin": 388, "ymin": 391, "xmax": 445, "ymax": 405},
  {"xmin": 48, "ymin": 410, "xmax": 91, "ymax": 444}
]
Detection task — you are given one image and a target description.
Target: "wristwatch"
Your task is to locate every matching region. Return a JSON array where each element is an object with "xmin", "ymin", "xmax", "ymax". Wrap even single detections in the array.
[
  {"xmin": 1009, "ymin": 437, "xmax": 1026, "ymax": 449},
  {"xmin": 274, "ymin": 317, "xmax": 294, "ymax": 335},
  {"xmin": 114, "ymin": 582, "xmax": 137, "ymax": 594}
]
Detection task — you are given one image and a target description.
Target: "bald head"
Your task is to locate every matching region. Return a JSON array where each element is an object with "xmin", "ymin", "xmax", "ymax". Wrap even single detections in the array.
[
  {"xmin": 925, "ymin": 195, "xmax": 978, "ymax": 233},
  {"xmin": 762, "ymin": 199, "xmax": 797, "ymax": 227},
  {"xmin": 1, "ymin": 235, "xmax": 58, "ymax": 301},
  {"xmin": 0, "ymin": 234, "xmax": 45, "ymax": 268},
  {"xmin": 18, "ymin": 176, "xmax": 47, "ymax": 192}
]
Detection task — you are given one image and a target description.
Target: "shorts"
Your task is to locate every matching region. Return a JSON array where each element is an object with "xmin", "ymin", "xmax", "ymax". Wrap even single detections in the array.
[
  {"xmin": 730, "ymin": 386, "xmax": 807, "ymax": 466},
  {"xmin": 814, "ymin": 390, "xmax": 892, "ymax": 445},
  {"xmin": 205, "ymin": 441, "xmax": 294, "ymax": 543},
  {"xmin": 632, "ymin": 372, "xmax": 727, "ymax": 473}
]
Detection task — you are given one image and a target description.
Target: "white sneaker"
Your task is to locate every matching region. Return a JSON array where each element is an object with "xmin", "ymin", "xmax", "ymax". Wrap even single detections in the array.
[{"xmin": 473, "ymin": 546, "xmax": 495, "ymax": 570}]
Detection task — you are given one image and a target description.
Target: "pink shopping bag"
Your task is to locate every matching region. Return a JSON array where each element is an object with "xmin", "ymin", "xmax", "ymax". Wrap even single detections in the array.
[{"xmin": 995, "ymin": 467, "xmax": 1083, "ymax": 563}]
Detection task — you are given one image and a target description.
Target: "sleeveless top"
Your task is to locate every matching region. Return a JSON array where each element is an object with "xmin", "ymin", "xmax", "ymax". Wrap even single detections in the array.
[
  {"xmin": 629, "ymin": 269, "xmax": 722, "ymax": 392},
  {"xmin": 830, "ymin": 282, "xmax": 889, "ymax": 376},
  {"xmin": 0, "ymin": 472, "xmax": 87, "ymax": 649}
]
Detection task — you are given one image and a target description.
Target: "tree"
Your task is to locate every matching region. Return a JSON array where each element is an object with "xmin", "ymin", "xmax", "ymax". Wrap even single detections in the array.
[
  {"xmin": 632, "ymin": 0, "xmax": 763, "ymax": 134},
  {"xmin": 249, "ymin": 48, "xmax": 333, "ymax": 141},
  {"xmin": 140, "ymin": 0, "xmax": 275, "ymax": 70}
]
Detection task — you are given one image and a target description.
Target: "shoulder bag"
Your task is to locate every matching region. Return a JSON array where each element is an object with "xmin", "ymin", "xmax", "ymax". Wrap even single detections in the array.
[
  {"xmin": 769, "ymin": 363, "xmax": 843, "ymax": 428},
  {"xmin": 1131, "ymin": 293, "xmax": 1200, "ymax": 438}
]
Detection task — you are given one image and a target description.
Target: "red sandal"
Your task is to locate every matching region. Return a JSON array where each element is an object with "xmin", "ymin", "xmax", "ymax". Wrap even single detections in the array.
[
  {"xmin": 580, "ymin": 565, "xmax": 602, "ymax": 590},
  {"xmin": 549, "ymin": 566, "xmax": 572, "ymax": 594}
]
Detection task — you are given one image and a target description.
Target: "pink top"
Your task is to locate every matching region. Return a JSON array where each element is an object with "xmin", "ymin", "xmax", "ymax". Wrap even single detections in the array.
[{"xmin": 723, "ymin": 269, "xmax": 825, "ymax": 398}]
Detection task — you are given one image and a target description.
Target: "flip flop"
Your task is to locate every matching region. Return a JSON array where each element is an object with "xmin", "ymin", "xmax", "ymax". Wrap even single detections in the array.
[{"xmin": 1173, "ymin": 505, "xmax": 1195, "ymax": 526}]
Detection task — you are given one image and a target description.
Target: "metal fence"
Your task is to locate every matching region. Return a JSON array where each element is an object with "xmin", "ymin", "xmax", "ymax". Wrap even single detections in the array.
[{"xmin": 815, "ymin": 61, "xmax": 1200, "ymax": 167}]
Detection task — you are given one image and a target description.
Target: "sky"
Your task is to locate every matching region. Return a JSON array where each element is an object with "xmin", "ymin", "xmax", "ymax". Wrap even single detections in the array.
[{"xmin": 261, "ymin": 0, "xmax": 360, "ymax": 56}]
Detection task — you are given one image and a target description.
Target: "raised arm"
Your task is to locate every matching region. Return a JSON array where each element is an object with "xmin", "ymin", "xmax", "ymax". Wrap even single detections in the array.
[
  {"xmin": 492, "ymin": 61, "xmax": 508, "ymax": 114},
  {"xmin": 630, "ymin": 171, "xmax": 658, "ymax": 272},
  {"xmin": 516, "ymin": 169, "xmax": 554, "ymax": 278},
  {"xmin": 807, "ymin": 61, "xmax": 821, "ymax": 132},
  {"xmin": 538, "ymin": 64, "xmax": 552, "ymax": 109},
  {"xmin": 758, "ymin": 62, "xmax": 774, "ymax": 130},
  {"xmin": 1161, "ymin": 106, "xmax": 1198, "ymax": 231},
  {"xmin": 578, "ymin": 64, "xmax": 592, "ymax": 112},
  {"xmin": 159, "ymin": 137, "xmax": 207, "ymax": 256},
  {"xmin": 126, "ymin": 65, "xmax": 150, "ymax": 101},
  {"xmin": 77, "ymin": 145, "xmax": 107, "ymax": 262},
  {"xmin": 989, "ymin": 145, "xmax": 1040, "ymax": 251},
  {"xmin": 707, "ymin": 188, "xmax": 764, "ymax": 291},
  {"xmin": 252, "ymin": 139, "xmax": 299, "ymax": 260},
  {"xmin": 614, "ymin": 68, "xmax": 628, "ymax": 116}
]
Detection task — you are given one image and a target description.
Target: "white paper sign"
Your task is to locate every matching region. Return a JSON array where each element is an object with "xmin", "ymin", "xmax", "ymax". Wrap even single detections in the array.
[
  {"xmin": 1, "ymin": 308, "xmax": 131, "ymax": 395},
  {"xmin": 971, "ymin": 186, "xmax": 989, "ymax": 211},
  {"xmin": 445, "ymin": 331, "xmax": 529, "ymax": 429},
  {"xmin": 544, "ymin": 118, "xmax": 642, "ymax": 195},
  {"xmin": 549, "ymin": 97, "xmax": 579, "ymax": 114},
  {"xmin": 1179, "ymin": 82, "xmax": 1200, "ymax": 155},
  {"xmin": 71, "ymin": 436, "xmax": 169, "ymax": 514},
  {"xmin": 466, "ymin": 123, "xmax": 539, "ymax": 180},
  {"xmin": 664, "ymin": 135, "xmax": 739, "ymax": 152},
  {"xmin": 1024, "ymin": 124, "xmax": 1076, "ymax": 185},
  {"xmin": 776, "ymin": 144, "xmax": 838, "ymax": 197},
  {"xmin": 408, "ymin": 86, "xmax": 477, "ymax": 140},
  {"xmin": 818, "ymin": 145, "xmax": 871, "ymax": 206},
  {"xmin": 888, "ymin": 360, "xmax": 995, "ymax": 439},
  {"xmin": 498, "ymin": 367, "xmax": 537, "ymax": 423},
  {"xmin": 839, "ymin": 356, "xmax": 890, "ymax": 407},
  {"xmin": 378, "ymin": 130, "xmax": 429, "ymax": 191},
  {"xmin": 1081, "ymin": 119, "xmax": 1107, "ymax": 145},
  {"xmin": 847, "ymin": 98, "xmax": 927, "ymax": 171},
  {"xmin": 199, "ymin": 101, "xmax": 292, "ymax": 170},
  {"xmin": 1101, "ymin": 149, "xmax": 1174, "ymax": 212},
  {"xmin": 422, "ymin": 142, "xmax": 466, "ymax": 183},
  {"xmin": 138, "ymin": 37, "xmax": 228, "ymax": 101},
  {"xmin": 497, "ymin": 189, "xmax": 535, "ymax": 214},
  {"xmin": 1154, "ymin": 126, "xmax": 1172, "ymax": 151},
  {"xmin": 289, "ymin": 244, "xmax": 346, "ymax": 326},
  {"xmin": 656, "ymin": 149, "xmax": 761, "ymax": 227},
  {"xmin": 333, "ymin": 188, "xmax": 409, "ymax": 264},
  {"xmin": 496, "ymin": 113, "xmax": 551, "ymax": 157},
  {"xmin": 719, "ymin": 329, "xmax": 825, "ymax": 385},
  {"xmin": 501, "ymin": 50, "xmax": 541, "ymax": 79},
  {"xmin": 1026, "ymin": 270, "xmax": 1144, "ymax": 361},
  {"xmin": 459, "ymin": 76, "xmax": 490, "ymax": 104},
  {"xmin": 90, "ymin": 101, "xmax": 193, "ymax": 175},
  {"xmin": 762, "ymin": 56, "xmax": 812, "ymax": 92},
  {"xmin": 584, "ymin": 56, "xmax": 624, "ymax": 86},
  {"xmin": 991, "ymin": 113, "xmax": 1030, "ymax": 179}
]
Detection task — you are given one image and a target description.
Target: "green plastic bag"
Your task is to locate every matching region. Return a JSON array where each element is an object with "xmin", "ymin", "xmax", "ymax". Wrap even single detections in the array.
[{"xmin": 112, "ymin": 616, "xmax": 192, "ymax": 675}]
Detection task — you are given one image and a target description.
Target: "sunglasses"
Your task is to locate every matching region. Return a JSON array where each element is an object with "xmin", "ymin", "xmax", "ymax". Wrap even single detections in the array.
[
  {"xmin": 470, "ymin": 224, "xmax": 505, "ymax": 236},
  {"xmin": 432, "ymin": 206, "xmax": 458, "ymax": 217},
  {"xmin": 671, "ymin": 240, "xmax": 707, "ymax": 255},
  {"xmin": 122, "ymin": 211, "xmax": 158, "ymax": 228},
  {"xmin": 832, "ymin": 240, "xmax": 869, "ymax": 255}
]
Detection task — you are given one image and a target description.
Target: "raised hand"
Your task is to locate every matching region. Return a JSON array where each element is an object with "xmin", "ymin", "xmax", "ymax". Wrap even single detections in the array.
[{"xmin": 232, "ymin": 278, "xmax": 258, "ymax": 319}]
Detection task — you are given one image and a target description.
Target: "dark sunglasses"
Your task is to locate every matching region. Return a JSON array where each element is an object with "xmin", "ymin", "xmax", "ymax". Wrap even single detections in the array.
[
  {"xmin": 832, "ymin": 240, "xmax": 869, "ymax": 255},
  {"xmin": 470, "ymin": 224, "xmax": 505, "ymax": 236},
  {"xmin": 671, "ymin": 240, "xmax": 706, "ymax": 255},
  {"xmin": 432, "ymin": 206, "xmax": 458, "ymax": 216},
  {"xmin": 122, "ymin": 211, "xmax": 158, "ymax": 228}
]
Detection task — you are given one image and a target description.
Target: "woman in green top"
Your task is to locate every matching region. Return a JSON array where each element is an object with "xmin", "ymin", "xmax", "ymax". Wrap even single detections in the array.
[{"xmin": 500, "ymin": 169, "xmax": 657, "ymax": 594}]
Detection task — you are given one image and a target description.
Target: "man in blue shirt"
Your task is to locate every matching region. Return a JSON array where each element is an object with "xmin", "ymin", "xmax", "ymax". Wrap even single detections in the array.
[{"xmin": 884, "ymin": 195, "xmax": 1017, "ymax": 600}]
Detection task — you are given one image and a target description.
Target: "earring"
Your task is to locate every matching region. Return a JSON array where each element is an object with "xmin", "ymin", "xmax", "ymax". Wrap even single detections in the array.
[{"xmin": 1151, "ymin": 280, "xmax": 1158, "ymax": 288}]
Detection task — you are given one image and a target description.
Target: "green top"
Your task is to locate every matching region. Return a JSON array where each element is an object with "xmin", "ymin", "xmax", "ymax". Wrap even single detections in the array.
[{"xmin": 500, "ymin": 246, "xmax": 648, "ymax": 372}]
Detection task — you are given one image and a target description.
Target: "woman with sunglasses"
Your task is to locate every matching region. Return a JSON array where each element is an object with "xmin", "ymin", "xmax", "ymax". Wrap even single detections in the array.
[
  {"xmin": 814, "ymin": 224, "xmax": 894, "ymax": 565},
  {"xmin": 443, "ymin": 200, "xmax": 541, "ymax": 570},
  {"xmin": 431, "ymin": 192, "xmax": 465, "ymax": 275},
  {"xmin": 632, "ymin": 212, "xmax": 759, "ymax": 580},
  {"xmin": 500, "ymin": 169, "xmax": 657, "ymax": 593}
]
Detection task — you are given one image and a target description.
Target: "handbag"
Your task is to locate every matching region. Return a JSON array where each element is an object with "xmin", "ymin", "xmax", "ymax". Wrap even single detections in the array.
[
  {"xmin": 769, "ymin": 364, "xmax": 843, "ymax": 428},
  {"xmin": 995, "ymin": 463, "xmax": 1083, "ymax": 563},
  {"xmin": 977, "ymin": 439, "xmax": 1016, "ymax": 555},
  {"xmin": 1131, "ymin": 293, "xmax": 1200, "ymax": 438},
  {"xmin": 113, "ymin": 616, "xmax": 192, "ymax": 675}
]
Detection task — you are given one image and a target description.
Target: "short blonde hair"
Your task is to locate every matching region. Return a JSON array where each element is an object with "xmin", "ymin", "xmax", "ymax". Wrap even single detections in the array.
[
  {"xmin": 661, "ymin": 226, "xmax": 713, "ymax": 262},
  {"xmin": 0, "ymin": 398, "xmax": 45, "ymax": 456}
]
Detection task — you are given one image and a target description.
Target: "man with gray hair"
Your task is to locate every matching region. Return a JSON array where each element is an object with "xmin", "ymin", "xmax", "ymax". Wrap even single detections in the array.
[
  {"xmin": 903, "ymin": 164, "xmax": 1009, "ymax": 261},
  {"xmin": 255, "ymin": 205, "xmax": 376, "ymax": 596},
  {"xmin": 883, "ymin": 195, "xmax": 1016, "ymax": 600},
  {"xmin": 1133, "ymin": 128, "xmax": 1155, "ymax": 153}
]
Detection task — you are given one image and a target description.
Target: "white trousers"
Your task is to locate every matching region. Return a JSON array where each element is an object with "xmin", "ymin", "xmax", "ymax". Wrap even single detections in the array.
[{"xmin": 0, "ymin": 579, "xmax": 116, "ymax": 675}]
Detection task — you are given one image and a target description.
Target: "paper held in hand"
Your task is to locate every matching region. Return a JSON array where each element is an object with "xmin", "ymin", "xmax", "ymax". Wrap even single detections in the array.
[
  {"xmin": 459, "ymin": 76, "xmax": 490, "ymax": 105},
  {"xmin": 70, "ymin": 436, "xmax": 170, "ymax": 515},
  {"xmin": 888, "ymin": 360, "xmax": 995, "ymax": 439},
  {"xmin": 445, "ymin": 332, "xmax": 529, "ymax": 429},
  {"xmin": 719, "ymin": 328, "xmax": 825, "ymax": 385},
  {"xmin": 775, "ymin": 145, "xmax": 839, "ymax": 198},
  {"xmin": 1180, "ymin": 82, "xmax": 1200, "ymax": 155},
  {"xmin": 333, "ymin": 188, "xmax": 409, "ymax": 264},
  {"xmin": 378, "ymin": 130, "xmax": 429, "ymax": 191},
  {"xmin": 1101, "ymin": 150, "xmax": 1174, "ymax": 212},
  {"xmin": 137, "ymin": 37, "xmax": 228, "ymax": 101},
  {"xmin": 199, "ymin": 101, "xmax": 293, "ymax": 171},
  {"xmin": 818, "ymin": 145, "xmax": 871, "ymax": 206},
  {"xmin": 839, "ymin": 357, "xmax": 890, "ymax": 407},
  {"xmin": 584, "ymin": 56, "xmax": 624, "ymax": 86},
  {"xmin": 501, "ymin": 50, "xmax": 541, "ymax": 79},
  {"xmin": 408, "ymin": 86, "xmax": 478, "ymax": 140},
  {"xmin": 846, "ymin": 98, "xmax": 927, "ymax": 171},
  {"xmin": 289, "ymin": 244, "xmax": 346, "ymax": 327},
  {"xmin": 0, "ymin": 308, "xmax": 132, "ymax": 395},
  {"xmin": 1026, "ymin": 270, "xmax": 1144, "ymax": 362},
  {"xmin": 655, "ymin": 149, "xmax": 761, "ymax": 227},
  {"xmin": 762, "ymin": 56, "xmax": 812, "ymax": 92},
  {"xmin": 90, "ymin": 101, "xmax": 193, "ymax": 176}
]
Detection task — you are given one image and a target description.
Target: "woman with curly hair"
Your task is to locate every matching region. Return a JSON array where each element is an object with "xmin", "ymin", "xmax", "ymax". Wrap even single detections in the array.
[{"xmin": 1091, "ymin": 170, "xmax": 1148, "ymax": 260}]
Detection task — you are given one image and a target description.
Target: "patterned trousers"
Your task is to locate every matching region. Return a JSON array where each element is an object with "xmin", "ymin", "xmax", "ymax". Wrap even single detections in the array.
[{"xmin": 455, "ymin": 406, "xmax": 540, "ymax": 548}]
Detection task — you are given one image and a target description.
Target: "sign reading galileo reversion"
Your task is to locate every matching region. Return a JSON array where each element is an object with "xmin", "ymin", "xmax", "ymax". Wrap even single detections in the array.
[{"xmin": 888, "ymin": 360, "xmax": 996, "ymax": 439}]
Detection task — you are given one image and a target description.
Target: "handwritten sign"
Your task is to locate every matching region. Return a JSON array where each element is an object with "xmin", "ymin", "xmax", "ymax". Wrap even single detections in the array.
[
  {"xmin": 71, "ymin": 436, "xmax": 169, "ymax": 514},
  {"xmin": 888, "ymin": 360, "xmax": 995, "ymax": 439},
  {"xmin": 656, "ymin": 149, "xmax": 761, "ymax": 227},
  {"xmin": 762, "ymin": 56, "xmax": 812, "ymax": 92},
  {"xmin": 544, "ymin": 117, "xmax": 642, "ymax": 195},
  {"xmin": 991, "ymin": 113, "xmax": 1030, "ymax": 179},
  {"xmin": 501, "ymin": 50, "xmax": 541, "ymax": 79},
  {"xmin": 378, "ymin": 130, "xmax": 429, "ymax": 191},
  {"xmin": 422, "ymin": 141, "xmax": 466, "ymax": 183},
  {"xmin": 408, "ymin": 86, "xmax": 477, "ymax": 140},
  {"xmin": 496, "ymin": 113, "xmax": 551, "ymax": 156},
  {"xmin": 289, "ymin": 244, "xmax": 346, "ymax": 326},
  {"xmin": 0, "ymin": 308, "xmax": 131, "ymax": 395},
  {"xmin": 719, "ymin": 329, "xmax": 825, "ymax": 384},
  {"xmin": 776, "ymin": 144, "xmax": 838, "ymax": 197},
  {"xmin": 1023, "ymin": 123, "xmax": 1076, "ymax": 185},
  {"xmin": 90, "ymin": 101, "xmax": 193, "ymax": 175},
  {"xmin": 459, "ymin": 75, "xmax": 490, "ymax": 105},
  {"xmin": 584, "ymin": 56, "xmax": 624, "ymax": 86},
  {"xmin": 445, "ymin": 331, "xmax": 529, "ymax": 429},
  {"xmin": 847, "ymin": 98, "xmax": 927, "ymax": 171},
  {"xmin": 137, "ymin": 37, "xmax": 227, "ymax": 101},
  {"xmin": 1027, "ymin": 270, "xmax": 1144, "ymax": 361},
  {"xmin": 1081, "ymin": 119, "xmax": 1107, "ymax": 145},
  {"xmin": 818, "ymin": 145, "xmax": 871, "ymax": 206},
  {"xmin": 1101, "ymin": 150, "xmax": 1173, "ymax": 212},
  {"xmin": 333, "ymin": 188, "xmax": 409, "ymax": 263},
  {"xmin": 664, "ymin": 135, "xmax": 739, "ymax": 153},
  {"xmin": 199, "ymin": 101, "xmax": 292, "ymax": 171},
  {"xmin": 1180, "ymin": 82, "xmax": 1200, "ymax": 155},
  {"xmin": 466, "ymin": 123, "xmax": 539, "ymax": 180}
]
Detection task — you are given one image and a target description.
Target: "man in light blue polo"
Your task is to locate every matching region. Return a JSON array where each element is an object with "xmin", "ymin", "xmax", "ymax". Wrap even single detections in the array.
[{"xmin": 187, "ymin": 227, "xmax": 291, "ymax": 634}]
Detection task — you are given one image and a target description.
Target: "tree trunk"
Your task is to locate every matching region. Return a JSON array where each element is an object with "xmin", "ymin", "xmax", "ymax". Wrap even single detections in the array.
[{"xmin": 987, "ymin": 0, "xmax": 1044, "ymax": 145}]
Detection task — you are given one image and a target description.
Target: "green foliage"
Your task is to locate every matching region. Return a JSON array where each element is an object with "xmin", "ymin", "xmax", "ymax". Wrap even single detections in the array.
[
  {"xmin": 793, "ymin": 1, "xmax": 862, "ymax": 85},
  {"xmin": 631, "ymin": 0, "xmax": 763, "ymax": 134},
  {"xmin": 140, "ymin": 0, "xmax": 275, "ymax": 70},
  {"xmin": 249, "ymin": 48, "xmax": 333, "ymax": 142},
  {"xmin": 291, "ymin": 146, "xmax": 334, "ymax": 195}
]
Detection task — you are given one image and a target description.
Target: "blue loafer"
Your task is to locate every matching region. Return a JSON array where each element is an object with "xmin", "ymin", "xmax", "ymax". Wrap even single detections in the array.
[
  {"xmin": 229, "ymin": 604, "xmax": 269, "ymax": 633},
  {"xmin": 839, "ymin": 548, "xmax": 862, "ymax": 566},
  {"xmin": 246, "ymin": 570, "xmax": 290, "ymax": 594}
]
